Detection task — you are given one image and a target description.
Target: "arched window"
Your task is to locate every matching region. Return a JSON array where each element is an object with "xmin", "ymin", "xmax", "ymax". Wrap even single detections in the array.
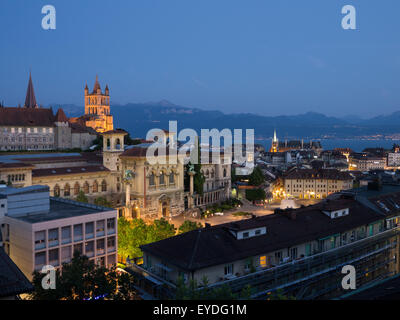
[
  {"xmin": 92, "ymin": 181, "xmax": 98, "ymax": 193},
  {"xmin": 64, "ymin": 184, "xmax": 70, "ymax": 196},
  {"xmin": 159, "ymin": 172, "xmax": 165, "ymax": 185},
  {"xmin": 74, "ymin": 182, "xmax": 80, "ymax": 195},
  {"xmin": 223, "ymin": 168, "xmax": 227, "ymax": 177},
  {"xmin": 116, "ymin": 138, "xmax": 121, "ymax": 150},
  {"xmin": 83, "ymin": 182, "xmax": 90, "ymax": 194},
  {"xmin": 206, "ymin": 169, "xmax": 209, "ymax": 177},
  {"xmin": 54, "ymin": 185, "xmax": 60, "ymax": 197},
  {"xmin": 149, "ymin": 173, "xmax": 155, "ymax": 186},
  {"xmin": 169, "ymin": 172, "xmax": 175, "ymax": 184},
  {"xmin": 101, "ymin": 180, "xmax": 107, "ymax": 192},
  {"xmin": 211, "ymin": 170, "xmax": 215, "ymax": 178},
  {"xmin": 106, "ymin": 139, "xmax": 111, "ymax": 150}
]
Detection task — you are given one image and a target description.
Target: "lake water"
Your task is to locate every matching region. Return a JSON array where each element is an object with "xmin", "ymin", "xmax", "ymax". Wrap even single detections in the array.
[{"xmin": 256, "ymin": 139, "xmax": 400, "ymax": 153}]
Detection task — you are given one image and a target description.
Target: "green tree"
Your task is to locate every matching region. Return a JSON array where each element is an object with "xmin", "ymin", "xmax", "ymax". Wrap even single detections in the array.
[
  {"xmin": 76, "ymin": 190, "xmax": 88, "ymax": 203},
  {"xmin": 178, "ymin": 220, "xmax": 203, "ymax": 234},
  {"xmin": 118, "ymin": 218, "xmax": 176, "ymax": 260},
  {"xmin": 248, "ymin": 166, "xmax": 264, "ymax": 186},
  {"xmin": 118, "ymin": 218, "xmax": 148, "ymax": 260},
  {"xmin": 30, "ymin": 251, "xmax": 136, "ymax": 300},
  {"xmin": 147, "ymin": 218, "xmax": 176, "ymax": 243},
  {"xmin": 245, "ymin": 188, "xmax": 266, "ymax": 202}
]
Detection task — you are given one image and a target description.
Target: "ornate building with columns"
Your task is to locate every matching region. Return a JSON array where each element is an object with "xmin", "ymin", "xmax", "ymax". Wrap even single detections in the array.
[{"xmin": 119, "ymin": 143, "xmax": 186, "ymax": 220}]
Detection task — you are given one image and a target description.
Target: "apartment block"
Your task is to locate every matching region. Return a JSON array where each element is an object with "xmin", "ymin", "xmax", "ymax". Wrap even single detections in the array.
[
  {"xmin": 283, "ymin": 168, "xmax": 353, "ymax": 199},
  {"xmin": 129, "ymin": 184, "xmax": 400, "ymax": 299}
]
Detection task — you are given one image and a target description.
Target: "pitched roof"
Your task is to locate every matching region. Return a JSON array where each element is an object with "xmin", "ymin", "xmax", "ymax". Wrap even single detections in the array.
[
  {"xmin": 24, "ymin": 72, "xmax": 38, "ymax": 108},
  {"xmin": 141, "ymin": 198, "xmax": 382, "ymax": 271},
  {"xmin": 284, "ymin": 168, "xmax": 353, "ymax": 181},
  {"xmin": 120, "ymin": 145, "xmax": 174, "ymax": 158},
  {"xmin": 0, "ymin": 107, "xmax": 55, "ymax": 126},
  {"xmin": 55, "ymin": 108, "xmax": 68, "ymax": 122},
  {"xmin": 32, "ymin": 165, "xmax": 109, "ymax": 178},
  {"xmin": 0, "ymin": 247, "xmax": 34, "ymax": 298}
]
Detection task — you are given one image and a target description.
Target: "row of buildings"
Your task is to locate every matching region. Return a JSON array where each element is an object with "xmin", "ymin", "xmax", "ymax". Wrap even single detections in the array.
[
  {"xmin": 130, "ymin": 182, "xmax": 400, "ymax": 299},
  {"xmin": 0, "ymin": 73, "xmax": 113, "ymax": 151}
]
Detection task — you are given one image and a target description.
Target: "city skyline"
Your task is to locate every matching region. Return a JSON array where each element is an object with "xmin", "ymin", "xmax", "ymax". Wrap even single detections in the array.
[{"xmin": 1, "ymin": 0, "xmax": 400, "ymax": 118}]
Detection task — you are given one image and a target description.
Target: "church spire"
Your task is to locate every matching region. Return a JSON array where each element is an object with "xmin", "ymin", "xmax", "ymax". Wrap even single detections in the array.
[
  {"xmin": 92, "ymin": 74, "xmax": 101, "ymax": 94},
  {"xmin": 273, "ymin": 129, "xmax": 278, "ymax": 143},
  {"xmin": 24, "ymin": 71, "xmax": 38, "ymax": 108}
]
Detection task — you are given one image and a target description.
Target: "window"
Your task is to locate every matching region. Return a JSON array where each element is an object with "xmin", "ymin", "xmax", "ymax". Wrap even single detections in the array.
[
  {"xmin": 243, "ymin": 232, "xmax": 249, "ymax": 238},
  {"xmin": 73, "ymin": 224, "xmax": 83, "ymax": 241},
  {"xmin": 54, "ymin": 185, "xmax": 60, "ymax": 197},
  {"xmin": 61, "ymin": 226, "xmax": 71, "ymax": 244},
  {"xmin": 48, "ymin": 228, "xmax": 59, "ymax": 247},
  {"xmin": 85, "ymin": 241, "xmax": 94, "ymax": 257},
  {"xmin": 274, "ymin": 251, "xmax": 282, "ymax": 264},
  {"xmin": 64, "ymin": 184, "xmax": 70, "ymax": 196},
  {"xmin": 92, "ymin": 181, "xmax": 98, "ymax": 193},
  {"xmin": 244, "ymin": 258, "xmax": 252, "ymax": 271},
  {"xmin": 85, "ymin": 222, "xmax": 94, "ymax": 239},
  {"xmin": 159, "ymin": 172, "xmax": 165, "ymax": 185},
  {"xmin": 83, "ymin": 182, "xmax": 90, "ymax": 194},
  {"xmin": 35, "ymin": 252, "xmax": 46, "ymax": 269},
  {"xmin": 61, "ymin": 246, "xmax": 72, "ymax": 263},
  {"xmin": 35, "ymin": 231, "xmax": 46, "ymax": 250},
  {"xmin": 260, "ymin": 256, "xmax": 267, "ymax": 268},
  {"xmin": 74, "ymin": 182, "xmax": 80, "ymax": 195},
  {"xmin": 101, "ymin": 180, "xmax": 107, "ymax": 192},
  {"xmin": 107, "ymin": 237, "xmax": 116, "ymax": 252},
  {"xmin": 49, "ymin": 248, "xmax": 59, "ymax": 266},
  {"xmin": 255, "ymin": 229, "xmax": 261, "ymax": 235},
  {"xmin": 97, "ymin": 238, "xmax": 105, "ymax": 255},
  {"xmin": 149, "ymin": 173, "xmax": 155, "ymax": 186},
  {"xmin": 107, "ymin": 218, "xmax": 115, "ymax": 234},
  {"xmin": 224, "ymin": 263, "xmax": 234, "ymax": 275},
  {"xmin": 73, "ymin": 243, "xmax": 83, "ymax": 255},
  {"xmin": 96, "ymin": 220, "xmax": 105, "ymax": 237},
  {"xmin": 290, "ymin": 247, "xmax": 298, "ymax": 260},
  {"xmin": 169, "ymin": 173, "xmax": 174, "ymax": 184}
]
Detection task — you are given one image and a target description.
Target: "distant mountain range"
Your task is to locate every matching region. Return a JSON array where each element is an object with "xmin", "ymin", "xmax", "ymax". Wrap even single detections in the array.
[{"xmin": 50, "ymin": 101, "xmax": 400, "ymax": 140}]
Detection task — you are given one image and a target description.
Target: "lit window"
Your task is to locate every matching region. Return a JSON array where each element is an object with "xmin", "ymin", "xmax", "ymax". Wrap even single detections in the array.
[{"xmin": 260, "ymin": 255, "xmax": 267, "ymax": 268}]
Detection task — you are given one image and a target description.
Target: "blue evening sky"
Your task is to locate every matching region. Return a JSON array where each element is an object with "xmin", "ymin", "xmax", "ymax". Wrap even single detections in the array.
[{"xmin": 0, "ymin": 0, "xmax": 399, "ymax": 118}]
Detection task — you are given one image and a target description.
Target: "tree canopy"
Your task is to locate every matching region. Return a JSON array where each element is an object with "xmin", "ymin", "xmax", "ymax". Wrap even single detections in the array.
[
  {"xmin": 248, "ymin": 166, "xmax": 265, "ymax": 186},
  {"xmin": 118, "ymin": 217, "xmax": 176, "ymax": 260},
  {"xmin": 30, "ymin": 251, "xmax": 137, "ymax": 300},
  {"xmin": 178, "ymin": 220, "xmax": 203, "ymax": 234}
]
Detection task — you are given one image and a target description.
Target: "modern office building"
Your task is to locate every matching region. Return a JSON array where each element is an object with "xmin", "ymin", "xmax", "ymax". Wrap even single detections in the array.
[{"xmin": 0, "ymin": 185, "xmax": 117, "ymax": 279}]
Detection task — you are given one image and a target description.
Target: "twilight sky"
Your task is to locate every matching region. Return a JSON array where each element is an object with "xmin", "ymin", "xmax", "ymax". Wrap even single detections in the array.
[{"xmin": 0, "ymin": 0, "xmax": 399, "ymax": 118}]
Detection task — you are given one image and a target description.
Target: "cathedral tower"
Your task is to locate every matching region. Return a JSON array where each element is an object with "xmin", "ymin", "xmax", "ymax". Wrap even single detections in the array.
[{"xmin": 84, "ymin": 75, "xmax": 114, "ymax": 133}]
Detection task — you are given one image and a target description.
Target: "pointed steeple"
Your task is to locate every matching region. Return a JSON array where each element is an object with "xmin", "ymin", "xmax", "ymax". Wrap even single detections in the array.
[
  {"xmin": 55, "ymin": 108, "xmax": 68, "ymax": 123},
  {"xmin": 92, "ymin": 74, "xmax": 101, "ymax": 94},
  {"xmin": 24, "ymin": 72, "xmax": 38, "ymax": 108},
  {"xmin": 273, "ymin": 129, "xmax": 278, "ymax": 142}
]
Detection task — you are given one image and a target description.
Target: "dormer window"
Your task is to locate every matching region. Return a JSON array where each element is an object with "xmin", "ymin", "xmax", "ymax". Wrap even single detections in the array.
[
  {"xmin": 234, "ymin": 227, "xmax": 267, "ymax": 239},
  {"xmin": 322, "ymin": 208, "xmax": 349, "ymax": 219}
]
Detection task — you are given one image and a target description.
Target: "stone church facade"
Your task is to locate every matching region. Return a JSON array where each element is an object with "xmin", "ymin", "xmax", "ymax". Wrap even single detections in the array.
[{"xmin": 0, "ymin": 73, "xmax": 98, "ymax": 151}]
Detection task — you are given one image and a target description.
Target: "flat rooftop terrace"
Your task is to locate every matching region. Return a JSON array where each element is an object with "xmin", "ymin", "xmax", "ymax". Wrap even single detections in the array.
[{"xmin": 11, "ymin": 198, "xmax": 114, "ymax": 224}]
